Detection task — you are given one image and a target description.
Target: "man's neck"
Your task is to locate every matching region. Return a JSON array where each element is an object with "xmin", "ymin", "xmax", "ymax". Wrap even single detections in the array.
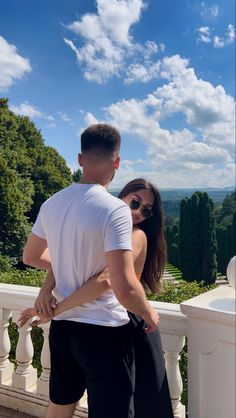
[{"xmin": 79, "ymin": 176, "xmax": 109, "ymax": 189}]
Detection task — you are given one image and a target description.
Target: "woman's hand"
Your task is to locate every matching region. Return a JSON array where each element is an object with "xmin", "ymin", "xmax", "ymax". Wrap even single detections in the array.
[{"xmin": 18, "ymin": 307, "xmax": 52, "ymax": 327}]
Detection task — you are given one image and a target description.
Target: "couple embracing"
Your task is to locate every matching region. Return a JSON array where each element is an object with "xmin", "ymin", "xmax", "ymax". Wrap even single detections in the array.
[{"xmin": 21, "ymin": 124, "xmax": 174, "ymax": 418}]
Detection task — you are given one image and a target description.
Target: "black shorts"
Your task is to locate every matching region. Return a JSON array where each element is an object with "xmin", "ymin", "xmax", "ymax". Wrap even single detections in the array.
[{"xmin": 49, "ymin": 320, "xmax": 135, "ymax": 418}]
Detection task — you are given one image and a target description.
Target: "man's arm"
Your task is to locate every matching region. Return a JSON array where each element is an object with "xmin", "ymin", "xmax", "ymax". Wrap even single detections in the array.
[
  {"xmin": 23, "ymin": 233, "xmax": 57, "ymax": 316},
  {"xmin": 106, "ymin": 249, "xmax": 159, "ymax": 332},
  {"xmin": 23, "ymin": 233, "xmax": 51, "ymax": 270}
]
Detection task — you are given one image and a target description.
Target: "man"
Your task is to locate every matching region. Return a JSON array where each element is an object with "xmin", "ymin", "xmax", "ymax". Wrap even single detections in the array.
[{"xmin": 23, "ymin": 124, "xmax": 158, "ymax": 418}]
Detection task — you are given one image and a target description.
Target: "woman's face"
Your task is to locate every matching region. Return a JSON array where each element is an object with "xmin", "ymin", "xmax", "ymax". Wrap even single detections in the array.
[{"xmin": 122, "ymin": 189, "xmax": 154, "ymax": 225}]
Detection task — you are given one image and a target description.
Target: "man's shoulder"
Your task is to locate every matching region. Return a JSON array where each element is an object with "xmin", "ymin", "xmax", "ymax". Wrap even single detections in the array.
[
  {"xmin": 41, "ymin": 185, "xmax": 73, "ymax": 207},
  {"xmin": 104, "ymin": 192, "xmax": 128, "ymax": 211}
]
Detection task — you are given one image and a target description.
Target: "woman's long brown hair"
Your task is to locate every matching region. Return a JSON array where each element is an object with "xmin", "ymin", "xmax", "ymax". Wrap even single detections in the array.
[{"xmin": 118, "ymin": 178, "xmax": 167, "ymax": 293}]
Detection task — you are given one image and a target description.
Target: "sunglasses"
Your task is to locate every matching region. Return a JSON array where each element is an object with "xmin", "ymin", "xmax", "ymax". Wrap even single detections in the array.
[{"xmin": 129, "ymin": 199, "xmax": 153, "ymax": 219}]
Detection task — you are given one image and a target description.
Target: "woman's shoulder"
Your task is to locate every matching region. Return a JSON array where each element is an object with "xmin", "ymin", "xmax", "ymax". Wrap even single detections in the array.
[{"xmin": 132, "ymin": 227, "xmax": 147, "ymax": 244}]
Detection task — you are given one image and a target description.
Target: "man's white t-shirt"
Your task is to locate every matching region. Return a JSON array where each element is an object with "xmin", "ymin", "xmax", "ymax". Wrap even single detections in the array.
[{"xmin": 32, "ymin": 183, "xmax": 133, "ymax": 326}]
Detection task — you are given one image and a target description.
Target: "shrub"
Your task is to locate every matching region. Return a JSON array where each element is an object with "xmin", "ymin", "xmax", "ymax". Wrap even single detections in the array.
[
  {"xmin": 147, "ymin": 279, "xmax": 216, "ymax": 304},
  {"xmin": 0, "ymin": 268, "xmax": 46, "ymax": 286},
  {"xmin": 0, "ymin": 255, "xmax": 15, "ymax": 272}
]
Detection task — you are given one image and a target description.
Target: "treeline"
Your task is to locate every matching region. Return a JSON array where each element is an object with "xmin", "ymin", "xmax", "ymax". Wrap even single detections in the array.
[
  {"xmin": 0, "ymin": 98, "xmax": 81, "ymax": 270},
  {"xmin": 165, "ymin": 191, "xmax": 236, "ymax": 283}
]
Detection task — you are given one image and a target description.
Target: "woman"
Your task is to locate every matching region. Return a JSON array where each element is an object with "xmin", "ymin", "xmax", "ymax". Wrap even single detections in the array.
[{"xmin": 19, "ymin": 178, "xmax": 173, "ymax": 418}]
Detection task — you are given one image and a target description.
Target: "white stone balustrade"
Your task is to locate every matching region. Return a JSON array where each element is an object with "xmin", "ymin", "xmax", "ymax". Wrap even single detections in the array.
[
  {"xmin": 1, "ymin": 278, "xmax": 235, "ymax": 418},
  {"xmin": 0, "ymin": 283, "xmax": 189, "ymax": 418}
]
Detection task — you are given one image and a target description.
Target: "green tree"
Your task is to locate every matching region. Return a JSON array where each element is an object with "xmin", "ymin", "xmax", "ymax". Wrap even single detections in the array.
[
  {"xmin": 165, "ymin": 224, "xmax": 180, "ymax": 267},
  {"xmin": 29, "ymin": 146, "xmax": 72, "ymax": 222},
  {"xmin": 179, "ymin": 192, "xmax": 217, "ymax": 284},
  {"xmin": 0, "ymin": 98, "xmax": 45, "ymax": 176},
  {"xmin": 179, "ymin": 194, "xmax": 201, "ymax": 281},
  {"xmin": 0, "ymin": 156, "xmax": 34, "ymax": 260},
  {"xmin": 0, "ymin": 98, "xmax": 73, "ymax": 261},
  {"xmin": 215, "ymin": 192, "xmax": 235, "ymax": 275},
  {"xmin": 217, "ymin": 192, "xmax": 236, "ymax": 224},
  {"xmin": 72, "ymin": 168, "xmax": 82, "ymax": 182},
  {"xmin": 199, "ymin": 193, "xmax": 217, "ymax": 283}
]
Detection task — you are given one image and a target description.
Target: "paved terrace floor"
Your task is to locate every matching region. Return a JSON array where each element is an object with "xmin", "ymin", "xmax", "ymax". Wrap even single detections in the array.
[{"xmin": 0, "ymin": 406, "xmax": 36, "ymax": 418}]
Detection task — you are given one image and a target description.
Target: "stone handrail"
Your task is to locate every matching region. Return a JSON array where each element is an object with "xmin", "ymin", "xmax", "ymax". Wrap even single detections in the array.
[{"xmin": 0, "ymin": 283, "xmax": 187, "ymax": 418}]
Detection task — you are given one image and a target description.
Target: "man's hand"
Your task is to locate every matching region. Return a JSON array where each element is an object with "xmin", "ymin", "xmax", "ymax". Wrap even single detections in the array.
[
  {"xmin": 34, "ymin": 289, "xmax": 57, "ymax": 319},
  {"xmin": 143, "ymin": 308, "xmax": 159, "ymax": 333}
]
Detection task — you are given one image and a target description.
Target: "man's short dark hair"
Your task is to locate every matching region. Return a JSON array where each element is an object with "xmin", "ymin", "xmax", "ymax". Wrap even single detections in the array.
[{"xmin": 81, "ymin": 124, "xmax": 121, "ymax": 157}]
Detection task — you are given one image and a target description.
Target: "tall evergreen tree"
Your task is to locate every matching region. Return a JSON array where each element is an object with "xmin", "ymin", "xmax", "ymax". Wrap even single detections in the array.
[
  {"xmin": 165, "ymin": 224, "xmax": 180, "ymax": 267},
  {"xmin": 179, "ymin": 192, "xmax": 217, "ymax": 283},
  {"xmin": 215, "ymin": 192, "xmax": 235, "ymax": 275},
  {"xmin": 179, "ymin": 194, "xmax": 201, "ymax": 281},
  {"xmin": 199, "ymin": 193, "xmax": 217, "ymax": 283}
]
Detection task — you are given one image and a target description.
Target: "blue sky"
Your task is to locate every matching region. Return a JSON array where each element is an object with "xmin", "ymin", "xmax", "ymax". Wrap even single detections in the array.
[{"xmin": 0, "ymin": 0, "xmax": 235, "ymax": 189}]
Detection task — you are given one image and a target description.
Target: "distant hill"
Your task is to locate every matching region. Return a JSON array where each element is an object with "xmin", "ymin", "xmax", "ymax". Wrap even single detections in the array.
[
  {"xmin": 110, "ymin": 187, "xmax": 235, "ymax": 202},
  {"xmin": 109, "ymin": 187, "xmax": 235, "ymax": 219}
]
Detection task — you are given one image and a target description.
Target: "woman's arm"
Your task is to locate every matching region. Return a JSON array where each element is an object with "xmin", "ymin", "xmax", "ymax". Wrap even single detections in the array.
[
  {"xmin": 19, "ymin": 268, "xmax": 111, "ymax": 326},
  {"xmin": 55, "ymin": 228, "xmax": 147, "ymax": 315},
  {"xmin": 19, "ymin": 228, "xmax": 147, "ymax": 326},
  {"xmin": 54, "ymin": 268, "xmax": 110, "ymax": 315}
]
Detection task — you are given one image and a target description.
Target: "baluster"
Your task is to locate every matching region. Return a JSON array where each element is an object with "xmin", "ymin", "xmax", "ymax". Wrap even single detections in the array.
[
  {"xmin": 161, "ymin": 333, "xmax": 186, "ymax": 418},
  {"xmin": 0, "ymin": 308, "xmax": 14, "ymax": 384},
  {"xmin": 37, "ymin": 323, "xmax": 51, "ymax": 396},
  {"xmin": 12, "ymin": 312, "xmax": 37, "ymax": 391}
]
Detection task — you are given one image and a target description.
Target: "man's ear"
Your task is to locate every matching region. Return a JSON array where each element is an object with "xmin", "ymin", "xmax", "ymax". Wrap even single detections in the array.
[
  {"xmin": 78, "ymin": 153, "xmax": 83, "ymax": 167},
  {"xmin": 113, "ymin": 155, "xmax": 120, "ymax": 169}
]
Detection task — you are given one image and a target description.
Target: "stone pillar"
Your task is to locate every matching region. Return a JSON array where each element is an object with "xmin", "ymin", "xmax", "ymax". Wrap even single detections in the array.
[
  {"xmin": 0, "ymin": 308, "xmax": 14, "ymax": 384},
  {"xmin": 181, "ymin": 286, "xmax": 236, "ymax": 418},
  {"xmin": 37, "ymin": 323, "xmax": 50, "ymax": 396},
  {"xmin": 162, "ymin": 333, "xmax": 186, "ymax": 418},
  {"xmin": 12, "ymin": 312, "xmax": 37, "ymax": 391}
]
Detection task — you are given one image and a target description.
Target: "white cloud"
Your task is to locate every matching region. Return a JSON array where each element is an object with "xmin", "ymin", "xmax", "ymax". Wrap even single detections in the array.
[
  {"xmin": 64, "ymin": 0, "xmax": 165, "ymax": 84},
  {"xmin": 226, "ymin": 24, "xmax": 235, "ymax": 44},
  {"xmin": 197, "ymin": 23, "xmax": 235, "ymax": 48},
  {"xmin": 200, "ymin": 2, "xmax": 219, "ymax": 18},
  {"xmin": 10, "ymin": 102, "xmax": 42, "ymax": 118},
  {"xmin": 197, "ymin": 26, "xmax": 211, "ymax": 43},
  {"xmin": 45, "ymin": 122, "xmax": 57, "ymax": 128},
  {"xmin": 10, "ymin": 102, "xmax": 54, "ymax": 121},
  {"xmin": 83, "ymin": 55, "xmax": 235, "ymax": 188},
  {"xmin": 213, "ymin": 35, "xmax": 225, "ymax": 48},
  {"xmin": 0, "ymin": 36, "xmax": 32, "ymax": 91},
  {"xmin": 84, "ymin": 112, "xmax": 100, "ymax": 126},
  {"xmin": 124, "ymin": 39, "xmax": 166, "ymax": 83},
  {"xmin": 64, "ymin": 0, "xmax": 144, "ymax": 83},
  {"xmin": 58, "ymin": 112, "xmax": 74, "ymax": 125},
  {"xmin": 125, "ymin": 60, "xmax": 161, "ymax": 84}
]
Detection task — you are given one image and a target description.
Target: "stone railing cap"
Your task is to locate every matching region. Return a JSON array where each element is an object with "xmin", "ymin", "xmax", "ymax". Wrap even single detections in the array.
[{"xmin": 180, "ymin": 286, "xmax": 235, "ymax": 323}]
